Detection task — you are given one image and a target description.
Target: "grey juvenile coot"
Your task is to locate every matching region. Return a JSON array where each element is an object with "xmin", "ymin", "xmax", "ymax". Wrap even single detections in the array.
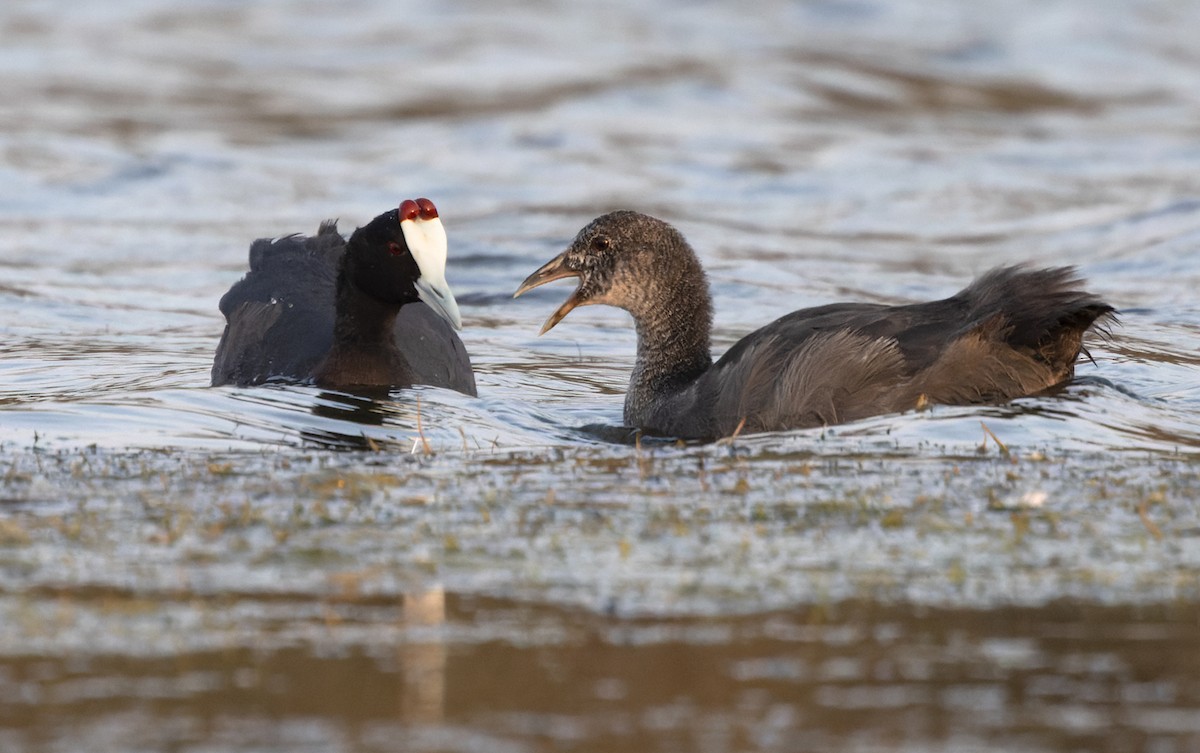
[
  {"xmin": 212, "ymin": 199, "xmax": 476, "ymax": 394},
  {"xmin": 515, "ymin": 210, "xmax": 1115, "ymax": 440}
]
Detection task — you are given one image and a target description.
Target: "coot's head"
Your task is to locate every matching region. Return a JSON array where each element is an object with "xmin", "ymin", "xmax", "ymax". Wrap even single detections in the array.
[
  {"xmin": 345, "ymin": 198, "xmax": 463, "ymax": 329},
  {"xmin": 513, "ymin": 210, "xmax": 698, "ymax": 334}
]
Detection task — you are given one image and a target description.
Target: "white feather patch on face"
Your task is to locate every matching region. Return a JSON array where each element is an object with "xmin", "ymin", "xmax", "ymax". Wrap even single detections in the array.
[{"xmin": 401, "ymin": 214, "xmax": 463, "ymax": 330}]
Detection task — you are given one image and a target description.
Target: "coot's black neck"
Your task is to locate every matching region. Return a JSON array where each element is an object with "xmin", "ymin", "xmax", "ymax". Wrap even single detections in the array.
[
  {"xmin": 330, "ymin": 268, "xmax": 403, "ymax": 348},
  {"xmin": 313, "ymin": 266, "xmax": 414, "ymax": 388}
]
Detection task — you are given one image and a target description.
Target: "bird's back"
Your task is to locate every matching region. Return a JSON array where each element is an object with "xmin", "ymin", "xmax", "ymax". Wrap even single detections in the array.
[
  {"xmin": 212, "ymin": 228, "xmax": 340, "ymax": 387},
  {"xmin": 648, "ymin": 266, "xmax": 1113, "ymax": 438}
]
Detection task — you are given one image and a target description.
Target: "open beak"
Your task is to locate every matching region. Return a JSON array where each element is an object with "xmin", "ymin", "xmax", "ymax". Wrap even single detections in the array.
[{"xmin": 513, "ymin": 253, "xmax": 582, "ymax": 335}]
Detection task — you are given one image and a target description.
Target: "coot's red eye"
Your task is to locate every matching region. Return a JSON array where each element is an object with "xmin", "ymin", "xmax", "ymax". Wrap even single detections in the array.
[
  {"xmin": 388, "ymin": 241, "xmax": 405, "ymax": 256},
  {"xmin": 399, "ymin": 199, "xmax": 420, "ymax": 222}
]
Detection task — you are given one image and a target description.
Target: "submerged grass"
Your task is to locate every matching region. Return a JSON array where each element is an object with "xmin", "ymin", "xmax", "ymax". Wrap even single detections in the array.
[
  {"xmin": 0, "ymin": 439, "xmax": 1197, "ymax": 633},
  {"xmin": 0, "ymin": 429, "xmax": 1198, "ymax": 752}
]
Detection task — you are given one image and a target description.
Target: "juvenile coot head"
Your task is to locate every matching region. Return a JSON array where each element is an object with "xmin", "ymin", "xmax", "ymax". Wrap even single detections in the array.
[{"xmin": 514, "ymin": 210, "xmax": 701, "ymax": 334}]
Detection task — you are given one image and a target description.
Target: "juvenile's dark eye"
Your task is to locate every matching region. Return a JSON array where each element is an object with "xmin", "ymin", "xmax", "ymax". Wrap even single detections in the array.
[
  {"xmin": 592, "ymin": 236, "xmax": 611, "ymax": 251},
  {"xmin": 387, "ymin": 241, "xmax": 406, "ymax": 256}
]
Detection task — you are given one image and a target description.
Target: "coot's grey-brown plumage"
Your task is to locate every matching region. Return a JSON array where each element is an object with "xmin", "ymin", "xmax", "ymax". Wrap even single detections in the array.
[
  {"xmin": 515, "ymin": 210, "xmax": 1114, "ymax": 440},
  {"xmin": 213, "ymin": 199, "xmax": 476, "ymax": 395}
]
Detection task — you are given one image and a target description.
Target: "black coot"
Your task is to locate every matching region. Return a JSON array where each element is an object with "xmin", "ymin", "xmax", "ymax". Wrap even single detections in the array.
[
  {"xmin": 515, "ymin": 210, "xmax": 1114, "ymax": 440},
  {"xmin": 213, "ymin": 198, "xmax": 476, "ymax": 394}
]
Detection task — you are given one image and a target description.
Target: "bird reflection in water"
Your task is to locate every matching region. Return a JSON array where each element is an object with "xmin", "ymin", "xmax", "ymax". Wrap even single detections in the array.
[{"xmin": 301, "ymin": 390, "xmax": 430, "ymax": 451}]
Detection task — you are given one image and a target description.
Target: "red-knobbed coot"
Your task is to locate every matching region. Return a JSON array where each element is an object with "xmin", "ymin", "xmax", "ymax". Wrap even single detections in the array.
[
  {"xmin": 213, "ymin": 198, "xmax": 476, "ymax": 394},
  {"xmin": 515, "ymin": 210, "xmax": 1114, "ymax": 439}
]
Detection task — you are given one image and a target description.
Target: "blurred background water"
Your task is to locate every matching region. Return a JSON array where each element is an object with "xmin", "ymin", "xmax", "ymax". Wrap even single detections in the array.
[{"xmin": 1, "ymin": 1, "xmax": 1199, "ymax": 751}]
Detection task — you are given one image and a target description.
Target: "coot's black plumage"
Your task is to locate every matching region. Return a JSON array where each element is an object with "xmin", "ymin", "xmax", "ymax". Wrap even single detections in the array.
[
  {"xmin": 213, "ymin": 199, "xmax": 476, "ymax": 394},
  {"xmin": 515, "ymin": 210, "xmax": 1114, "ymax": 440}
]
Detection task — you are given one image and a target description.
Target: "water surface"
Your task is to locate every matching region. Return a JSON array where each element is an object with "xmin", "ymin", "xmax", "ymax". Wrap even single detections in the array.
[{"xmin": 1, "ymin": 1, "xmax": 1199, "ymax": 751}]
